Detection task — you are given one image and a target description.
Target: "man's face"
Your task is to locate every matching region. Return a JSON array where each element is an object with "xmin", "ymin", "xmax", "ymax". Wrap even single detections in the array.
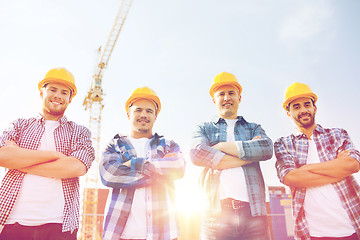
[
  {"xmin": 40, "ymin": 82, "xmax": 72, "ymax": 120},
  {"xmin": 287, "ymin": 97, "xmax": 317, "ymax": 129},
  {"xmin": 213, "ymin": 85, "xmax": 241, "ymax": 119},
  {"xmin": 127, "ymin": 99, "xmax": 157, "ymax": 138}
]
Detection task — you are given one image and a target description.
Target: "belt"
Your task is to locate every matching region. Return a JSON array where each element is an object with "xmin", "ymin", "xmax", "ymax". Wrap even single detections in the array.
[{"xmin": 221, "ymin": 198, "xmax": 250, "ymax": 210}]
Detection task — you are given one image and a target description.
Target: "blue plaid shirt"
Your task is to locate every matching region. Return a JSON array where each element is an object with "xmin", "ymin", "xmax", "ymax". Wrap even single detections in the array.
[
  {"xmin": 190, "ymin": 116, "xmax": 273, "ymax": 216},
  {"xmin": 275, "ymin": 124, "xmax": 360, "ymax": 240},
  {"xmin": 99, "ymin": 133, "xmax": 185, "ymax": 240}
]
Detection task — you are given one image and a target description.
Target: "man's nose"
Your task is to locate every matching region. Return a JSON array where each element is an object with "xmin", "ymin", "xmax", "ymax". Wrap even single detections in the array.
[
  {"xmin": 299, "ymin": 106, "xmax": 309, "ymax": 114},
  {"xmin": 53, "ymin": 92, "xmax": 62, "ymax": 99},
  {"xmin": 140, "ymin": 110, "xmax": 147, "ymax": 117}
]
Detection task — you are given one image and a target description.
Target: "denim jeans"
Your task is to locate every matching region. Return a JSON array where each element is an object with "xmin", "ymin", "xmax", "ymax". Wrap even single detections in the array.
[
  {"xmin": 0, "ymin": 223, "xmax": 77, "ymax": 240},
  {"xmin": 201, "ymin": 206, "xmax": 270, "ymax": 240}
]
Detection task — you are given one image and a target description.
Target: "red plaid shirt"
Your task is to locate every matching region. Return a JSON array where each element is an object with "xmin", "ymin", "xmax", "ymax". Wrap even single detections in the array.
[
  {"xmin": 275, "ymin": 125, "xmax": 360, "ymax": 239},
  {"xmin": 0, "ymin": 115, "xmax": 95, "ymax": 233}
]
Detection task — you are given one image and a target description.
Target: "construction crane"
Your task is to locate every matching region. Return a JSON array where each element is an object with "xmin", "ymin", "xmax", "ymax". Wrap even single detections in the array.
[{"xmin": 80, "ymin": 0, "xmax": 133, "ymax": 239}]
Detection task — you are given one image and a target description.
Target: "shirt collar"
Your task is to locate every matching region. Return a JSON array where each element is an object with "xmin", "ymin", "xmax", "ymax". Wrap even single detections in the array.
[
  {"xmin": 118, "ymin": 132, "xmax": 164, "ymax": 144},
  {"xmin": 36, "ymin": 114, "xmax": 68, "ymax": 126},
  {"xmin": 214, "ymin": 115, "xmax": 246, "ymax": 125},
  {"xmin": 292, "ymin": 124, "xmax": 323, "ymax": 139}
]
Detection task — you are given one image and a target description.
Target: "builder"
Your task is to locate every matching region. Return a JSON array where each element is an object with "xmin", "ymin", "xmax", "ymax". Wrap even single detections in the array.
[
  {"xmin": 190, "ymin": 72, "xmax": 273, "ymax": 240},
  {"xmin": 100, "ymin": 86, "xmax": 186, "ymax": 240},
  {"xmin": 0, "ymin": 67, "xmax": 95, "ymax": 239},
  {"xmin": 275, "ymin": 82, "xmax": 360, "ymax": 240}
]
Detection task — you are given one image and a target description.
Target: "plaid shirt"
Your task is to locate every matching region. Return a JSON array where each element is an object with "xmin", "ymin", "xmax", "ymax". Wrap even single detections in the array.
[
  {"xmin": 275, "ymin": 124, "xmax": 360, "ymax": 240},
  {"xmin": 99, "ymin": 133, "xmax": 185, "ymax": 240},
  {"xmin": 190, "ymin": 116, "xmax": 273, "ymax": 216},
  {"xmin": 0, "ymin": 115, "xmax": 95, "ymax": 233}
]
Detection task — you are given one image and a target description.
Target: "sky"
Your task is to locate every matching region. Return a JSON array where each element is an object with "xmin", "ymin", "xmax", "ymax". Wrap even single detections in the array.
[{"xmin": 1, "ymin": 0, "xmax": 360, "ymax": 209}]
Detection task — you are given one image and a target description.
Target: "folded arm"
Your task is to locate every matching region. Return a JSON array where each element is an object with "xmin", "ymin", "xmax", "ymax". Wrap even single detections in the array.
[
  {"xmin": 0, "ymin": 140, "xmax": 63, "ymax": 169},
  {"xmin": 143, "ymin": 141, "xmax": 186, "ymax": 180},
  {"xmin": 284, "ymin": 150, "xmax": 359, "ymax": 188},
  {"xmin": 20, "ymin": 156, "xmax": 86, "ymax": 178},
  {"xmin": 100, "ymin": 139, "xmax": 185, "ymax": 188}
]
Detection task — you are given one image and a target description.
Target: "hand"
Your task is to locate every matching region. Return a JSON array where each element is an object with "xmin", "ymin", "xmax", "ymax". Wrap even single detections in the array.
[
  {"xmin": 123, "ymin": 161, "xmax": 131, "ymax": 167},
  {"xmin": 338, "ymin": 149, "xmax": 351, "ymax": 158},
  {"xmin": 252, "ymin": 136, "xmax": 262, "ymax": 140},
  {"xmin": 4, "ymin": 140, "xmax": 18, "ymax": 147}
]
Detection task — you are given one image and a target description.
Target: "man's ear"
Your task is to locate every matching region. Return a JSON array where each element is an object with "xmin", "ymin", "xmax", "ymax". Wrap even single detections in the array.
[
  {"xmin": 127, "ymin": 112, "xmax": 130, "ymax": 119},
  {"xmin": 212, "ymin": 98, "xmax": 215, "ymax": 104},
  {"xmin": 40, "ymin": 88, "xmax": 44, "ymax": 98},
  {"xmin": 239, "ymin": 95, "xmax": 242, "ymax": 103}
]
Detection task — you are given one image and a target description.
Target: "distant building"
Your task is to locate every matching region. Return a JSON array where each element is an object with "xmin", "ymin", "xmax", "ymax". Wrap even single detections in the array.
[{"xmin": 268, "ymin": 186, "xmax": 294, "ymax": 240}]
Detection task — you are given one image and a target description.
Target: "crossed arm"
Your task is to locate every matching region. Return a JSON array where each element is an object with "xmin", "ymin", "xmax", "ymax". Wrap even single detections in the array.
[
  {"xmin": 283, "ymin": 150, "xmax": 359, "ymax": 188},
  {"xmin": 100, "ymin": 139, "xmax": 185, "ymax": 188},
  {"xmin": 0, "ymin": 140, "xmax": 86, "ymax": 178},
  {"xmin": 212, "ymin": 136, "xmax": 262, "ymax": 169}
]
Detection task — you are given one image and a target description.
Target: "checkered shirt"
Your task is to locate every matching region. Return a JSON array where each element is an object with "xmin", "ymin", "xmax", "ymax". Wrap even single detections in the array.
[
  {"xmin": 0, "ymin": 115, "xmax": 95, "ymax": 233},
  {"xmin": 99, "ymin": 133, "xmax": 186, "ymax": 240},
  {"xmin": 274, "ymin": 124, "xmax": 360, "ymax": 240},
  {"xmin": 190, "ymin": 116, "xmax": 273, "ymax": 216}
]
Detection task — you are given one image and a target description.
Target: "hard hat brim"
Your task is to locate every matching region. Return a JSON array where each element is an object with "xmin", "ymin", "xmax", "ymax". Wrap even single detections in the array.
[
  {"xmin": 283, "ymin": 93, "xmax": 318, "ymax": 110},
  {"xmin": 125, "ymin": 93, "xmax": 161, "ymax": 114},
  {"xmin": 209, "ymin": 82, "xmax": 242, "ymax": 98},
  {"xmin": 38, "ymin": 78, "xmax": 77, "ymax": 97}
]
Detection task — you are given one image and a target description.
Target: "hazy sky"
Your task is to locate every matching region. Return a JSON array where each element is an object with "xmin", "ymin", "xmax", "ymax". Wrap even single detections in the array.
[{"xmin": 1, "ymin": 0, "xmax": 360, "ymax": 207}]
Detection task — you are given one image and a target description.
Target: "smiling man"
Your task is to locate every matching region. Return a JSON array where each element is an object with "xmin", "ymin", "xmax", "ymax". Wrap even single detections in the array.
[
  {"xmin": 0, "ymin": 67, "xmax": 95, "ymax": 239},
  {"xmin": 190, "ymin": 72, "xmax": 273, "ymax": 240},
  {"xmin": 275, "ymin": 82, "xmax": 360, "ymax": 240},
  {"xmin": 100, "ymin": 86, "xmax": 185, "ymax": 240}
]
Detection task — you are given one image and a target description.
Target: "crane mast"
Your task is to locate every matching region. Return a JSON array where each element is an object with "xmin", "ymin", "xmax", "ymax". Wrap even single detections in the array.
[{"xmin": 80, "ymin": 0, "xmax": 133, "ymax": 239}]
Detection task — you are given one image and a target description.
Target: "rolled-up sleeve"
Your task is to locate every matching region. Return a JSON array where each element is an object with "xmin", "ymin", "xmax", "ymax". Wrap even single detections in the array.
[
  {"xmin": 235, "ymin": 124, "xmax": 273, "ymax": 162},
  {"xmin": 99, "ymin": 139, "xmax": 150, "ymax": 189},
  {"xmin": 145, "ymin": 140, "xmax": 186, "ymax": 180},
  {"xmin": 274, "ymin": 138, "xmax": 296, "ymax": 183},
  {"xmin": 340, "ymin": 129, "xmax": 360, "ymax": 163},
  {"xmin": 190, "ymin": 124, "xmax": 225, "ymax": 169},
  {"xmin": 70, "ymin": 126, "xmax": 95, "ymax": 171}
]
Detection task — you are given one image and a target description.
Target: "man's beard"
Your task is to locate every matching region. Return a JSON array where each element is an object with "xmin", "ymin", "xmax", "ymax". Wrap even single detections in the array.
[{"xmin": 295, "ymin": 113, "xmax": 315, "ymax": 128}]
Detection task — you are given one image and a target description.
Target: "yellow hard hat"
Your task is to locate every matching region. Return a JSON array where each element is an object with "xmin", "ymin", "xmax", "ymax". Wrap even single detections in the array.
[
  {"xmin": 125, "ymin": 86, "xmax": 161, "ymax": 114},
  {"xmin": 38, "ymin": 67, "xmax": 77, "ymax": 97},
  {"xmin": 209, "ymin": 72, "xmax": 242, "ymax": 98},
  {"xmin": 283, "ymin": 82, "xmax": 317, "ymax": 110}
]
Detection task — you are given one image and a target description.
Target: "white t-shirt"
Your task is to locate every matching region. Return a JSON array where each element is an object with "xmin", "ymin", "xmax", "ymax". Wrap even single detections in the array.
[
  {"xmin": 121, "ymin": 137, "xmax": 178, "ymax": 239},
  {"xmin": 304, "ymin": 139, "xmax": 355, "ymax": 237},
  {"xmin": 121, "ymin": 137, "xmax": 150, "ymax": 238},
  {"xmin": 219, "ymin": 119, "xmax": 249, "ymax": 202},
  {"xmin": 7, "ymin": 120, "xmax": 65, "ymax": 225}
]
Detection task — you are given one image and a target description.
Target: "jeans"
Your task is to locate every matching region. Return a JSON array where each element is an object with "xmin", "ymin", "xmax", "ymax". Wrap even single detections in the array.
[
  {"xmin": 201, "ymin": 206, "xmax": 270, "ymax": 240},
  {"xmin": 0, "ymin": 223, "xmax": 77, "ymax": 240}
]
